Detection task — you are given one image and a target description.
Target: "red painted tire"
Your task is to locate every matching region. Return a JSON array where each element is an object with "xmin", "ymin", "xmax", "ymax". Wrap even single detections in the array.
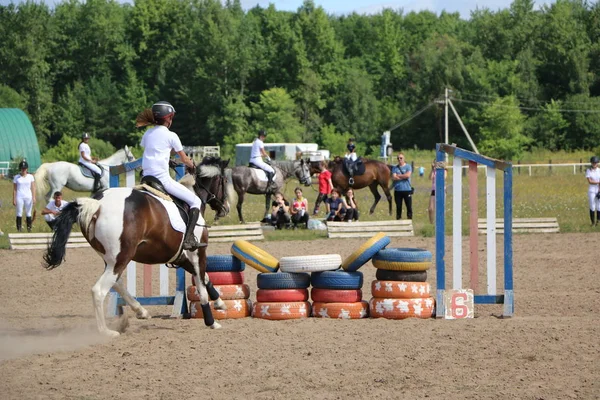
[
  {"xmin": 312, "ymin": 301, "xmax": 369, "ymax": 319},
  {"xmin": 189, "ymin": 299, "xmax": 252, "ymax": 320},
  {"xmin": 256, "ymin": 289, "xmax": 309, "ymax": 302},
  {"xmin": 368, "ymin": 297, "xmax": 435, "ymax": 319},
  {"xmin": 187, "ymin": 284, "xmax": 250, "ymax": 301},
  {"xmin": 207, "ymin": 271, "xmax": 244, "ymax": 285},
  {"xmin": 252, "ymin": 301, "xmax": 311, "ymax": 320},
  {"xmin": 371, "ymin": 281, "xmax": 431, "ymax": 299},
  {"xmin": 311, "ymin": 288, "xmax": 362, "ymax": 303}
]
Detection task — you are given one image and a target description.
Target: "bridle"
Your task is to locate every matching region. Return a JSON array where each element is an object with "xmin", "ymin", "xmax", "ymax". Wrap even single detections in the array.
[{"xmin": 194, "ymin": 165, "xmax": 228, "ymax": 215}]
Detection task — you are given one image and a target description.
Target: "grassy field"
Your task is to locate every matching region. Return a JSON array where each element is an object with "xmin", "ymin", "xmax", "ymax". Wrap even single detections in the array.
[{"xmin": 0, "ymin": 153, "xmax": 593, "ymax": 249}]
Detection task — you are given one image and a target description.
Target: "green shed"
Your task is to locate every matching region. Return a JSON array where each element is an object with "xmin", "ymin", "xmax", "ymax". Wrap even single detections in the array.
[{"xmin": 0, "ymin": 108, "xmax": 41, "ymax": 174}]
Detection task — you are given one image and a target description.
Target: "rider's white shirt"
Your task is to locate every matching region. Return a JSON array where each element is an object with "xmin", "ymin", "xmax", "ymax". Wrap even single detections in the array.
[
  {"xmin": 250, "ymin": 138, "xmax": 264, "ymax": 160},
  {"xmin": 345, "ymin": 152, "xmax": 357, "ymax": 162},
  {"xmin": 78, "ymin": 142, "xmax": 92, "ymax": 164},
  {"xmin": 13, "ymin": 174, "xmax": 35, "ymax": 199},
  {"xmin": 586, "ymin": 167, "xmax": 600, "ymax": 191},
  {"xmin": 141, "ymin": 125, "xmax": 184, "ymax": 177}
]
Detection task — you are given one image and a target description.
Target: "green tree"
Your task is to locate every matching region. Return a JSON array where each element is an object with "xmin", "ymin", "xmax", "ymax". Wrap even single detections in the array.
[
  {"xmin": 526, "ymin": 100, "xmax": 569, "ymax": 150},
  {"xmin": 0, "ymin": 84, "xmax": 27, "ymax": 109},
  {"xmin": 250, "ymin": 88, "xmax": 303, "ymax": 143}
]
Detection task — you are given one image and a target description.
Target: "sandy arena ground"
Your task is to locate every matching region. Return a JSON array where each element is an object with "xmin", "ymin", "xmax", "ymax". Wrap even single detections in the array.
[{"xmin": 0, "ymin": 233, "xmax": 598, "ymax": 400}]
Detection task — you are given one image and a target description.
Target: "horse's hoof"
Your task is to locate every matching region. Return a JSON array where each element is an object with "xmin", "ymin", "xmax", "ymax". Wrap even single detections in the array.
[
  {"xmin": 209, "ymin": 322, "xmax": 222, "ymax": 330},
  {"xmin": 213, "ymin": 298, "xmax": 227, "ymax": 310},
  {"xmin": 100, "ymin": 329, "xmax": 121, "ymax": 338},
  {"xmin": 136, "ymin": 308, "xmax": 151, "ymax": 320}
]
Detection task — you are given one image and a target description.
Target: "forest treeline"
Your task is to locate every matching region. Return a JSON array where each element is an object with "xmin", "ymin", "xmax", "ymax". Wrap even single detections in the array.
[{"xmin": 0, "ymin": 0, "xmax": 599, "ymax": 161}]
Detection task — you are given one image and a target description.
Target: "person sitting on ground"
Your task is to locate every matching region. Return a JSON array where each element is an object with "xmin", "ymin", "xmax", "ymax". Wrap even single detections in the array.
[
  {"xmin": 79, "ymin": 132, "xmax": 103, "ymax": 193},
  {"xmin": 42, "ymin": 191, "xmax": 69, "ymax": 230},
  {"xmin": 136, "ymin": 100, "xmax": 202, "ymax": 251},
  {"xmin": 291, "ymin": 187, "xmax": 309, "ymax": 228},
  {"xmin": 343, "ymin": 188, "xmax": 359, "ymax": 222},
  {"xmin": 326, "ymin": 188, "xmax": 348, "ymax": 222},
  {"xmin": 250, "ymin": 129, "xmax": 276, "ymax": 192},
  {"xmin": 313, "ymin": 160, "xmax": 333, "ymax": 215},
  {"xmin": 271, "ymin": 192, "xmax": 291, "ymax": 229}
]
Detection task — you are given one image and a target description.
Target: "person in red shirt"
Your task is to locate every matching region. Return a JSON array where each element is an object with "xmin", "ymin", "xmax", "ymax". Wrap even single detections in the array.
[{"xmin": 313, "ymin": 160, "xmax": 333, "ymax": 215}]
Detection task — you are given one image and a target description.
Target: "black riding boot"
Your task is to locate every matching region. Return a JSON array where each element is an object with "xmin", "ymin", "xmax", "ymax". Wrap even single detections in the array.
[
  {"xmin": 266, "ymin": 171, "xmax": 274, "ymax": 193},
  {"xmin": 596, "ymin": 211, "xmax": 600, "ymax": 227},
  {"xmin": 182, "ymin": 207, "xmax": 201, "ymax": 251},
  {"xmin": 347, "ymin": 162, "xmax": 355, "ymax": 186},
  {"xmin": 26, "ymin": 216, "xmax": 32, "ymax": 232},
  {"xmin": 590, "ymin": 210, "xmax": 596, "ymax": 226},
  {"xmin": 92, "ymin": 173, "xmax": 101, "ymax": 193},
  {"xmin": 16, "ymin": 216, "xmax": 22, "ymax": 232}
]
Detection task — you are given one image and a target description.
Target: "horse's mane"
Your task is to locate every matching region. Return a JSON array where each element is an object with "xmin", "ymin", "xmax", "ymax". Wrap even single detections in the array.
[{"xmin": 197, "ymin": 156, "xmax": 224, "ymax": 178}]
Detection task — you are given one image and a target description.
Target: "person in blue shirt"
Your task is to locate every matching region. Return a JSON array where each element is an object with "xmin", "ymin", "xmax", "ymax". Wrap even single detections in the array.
[{"xmin": 391, "ymin": 153, "xmax": 412, "ymax": 220}]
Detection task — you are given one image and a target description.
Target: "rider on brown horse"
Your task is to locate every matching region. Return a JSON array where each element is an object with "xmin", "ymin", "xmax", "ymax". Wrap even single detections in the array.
[{"xmin": 136, "ymin": 101, "xmax": 202, "ymax": 251}]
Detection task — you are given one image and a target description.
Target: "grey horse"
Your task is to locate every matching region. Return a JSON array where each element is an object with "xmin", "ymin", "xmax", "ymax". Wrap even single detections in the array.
[{"xmin": 227, "ymin": 159, "xmax": 312, "ymax": 224}]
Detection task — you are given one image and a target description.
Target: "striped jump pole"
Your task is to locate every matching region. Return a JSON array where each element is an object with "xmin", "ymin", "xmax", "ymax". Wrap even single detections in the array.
[
  {"xmin": 106, "ymin": 159, "xmax": 188, "ymax": 318},
  {"xmin": 435, "ymin": 143, "xmax": 514, "ymax": 318}
]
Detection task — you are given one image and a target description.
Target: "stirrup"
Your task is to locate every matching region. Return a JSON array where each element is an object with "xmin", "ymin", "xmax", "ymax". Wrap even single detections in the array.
[{"xmin": 348, "ymin": 177, "xmax": 354, "ymax": 185}]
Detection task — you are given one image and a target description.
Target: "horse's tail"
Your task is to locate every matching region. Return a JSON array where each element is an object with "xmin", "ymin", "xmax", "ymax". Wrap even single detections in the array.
[
  {"xmin": 225, "ymin": 168, "xmax": 238, "ymax": 206},
  {"xmin": 34, "ymin": 163, "xmax": 50, "ymax": 200},
  {"xmin": 43, "ymin": 197, "xmax": 101, "ymax": 270}
]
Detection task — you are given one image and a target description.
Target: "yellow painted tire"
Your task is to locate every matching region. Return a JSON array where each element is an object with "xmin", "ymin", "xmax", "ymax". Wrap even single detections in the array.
[
  {"xmin": 372, "ymin": 259, "xmax": 431, "ymax": 271},
  {"xmin": 371, "ymin": 281, "xmax": 431, "ymax": 299},
  {"xmin": 231, "ymin": 240, "xmax": 279, "ymax": 273},
  {"xmin": 189, "ymin": 299, "xmax": 252, "ymax": 320},
  {"xmin": 341, "ymin": 232, "xmax": 390, "ymax": 272},
  {"xmin": 369, "ymin": 297, "xmax": 435, "ymax": 319},
  {"xmin": 312, "ymin": 301, "xmax": 369, "ymax": 319}
]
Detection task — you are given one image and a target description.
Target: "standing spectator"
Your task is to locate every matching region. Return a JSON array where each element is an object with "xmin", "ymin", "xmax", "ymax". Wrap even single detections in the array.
[
  {"xmin": 325, "ymin": 188, "xmax": 348, "ymax": 221},
  {"xmin": 79, "ymin": 132, "xmax": 103, "ymax": 193},
  {"xmin": 42, "ymin": 191, "xmax": 69, "ymax": 230},
  {"xmin": 13, "ymin": 160, "xmax": 36, "ymax": 232},
  {"xmin": 391, "ymin": 153, "xmax": 413, "ymax": 220},
  {"xmin": 291, "ymin": 187, "xmax": 309, "ymax": 228},
  {"xmin": 271, "ymin": 192, "xmax": 291, "ymax": 229},
  {"xmin": 586, "ymin": 156, "xmax": 600, "ymax": 226},
  {"xmin": 313, "ymin": 160, "xmax": 333, "ymax": 215},
  {"xmin": 428, "ymin": 160, "xmax": 448, "ymax": 224},
  {"xmin": 344, "ymin": 189, "xmax": 359, "ymax": 222}
]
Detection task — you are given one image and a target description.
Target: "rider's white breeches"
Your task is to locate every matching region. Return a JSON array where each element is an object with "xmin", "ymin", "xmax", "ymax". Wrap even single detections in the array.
[
  {"xmin": 250, "ymin": 158, "xmax": 274, "ymax": 174},
  {"xmin": 16, "ymin": 196, "xmax": 33, "ymax": 217},
  {"xmin": 154, "ymin": 172, "xmax": 201, "ymax": 209},
  {"xmin": 588, "ymin": 186, "xmax": 600, "ymax": 211},
  {"xmin": 80, "ymin": 160, "xmax": 102, "ymax": 175}
]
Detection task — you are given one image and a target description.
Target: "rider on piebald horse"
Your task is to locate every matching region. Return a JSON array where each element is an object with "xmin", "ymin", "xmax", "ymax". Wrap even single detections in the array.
[
  {"xmin": 136, "ymin": 101, "xmax": 202, "ymax": 251},
  {"xmin": 249, "ymin": 129, "xmax": 276, "ymax": 192},
  {"xmin": 78, "ymin": 132, "xmax": 102, "ymax": 192}
]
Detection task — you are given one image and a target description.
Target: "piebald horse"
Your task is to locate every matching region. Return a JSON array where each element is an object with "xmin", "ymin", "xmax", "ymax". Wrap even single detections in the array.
[
  {"xmin": 43, "ymin": 157, "xmax": 232, "ymax": 337},
  {"xmin": 309, "ymin": 157, "xmax": 393, "ymax": 215},
  {"xmin": 35, "ymin": 146, "xmax": 136, "ymax": 201},
  {"xmin": 227, "ymin": 159, "xmax": 312, "ymax": 224}
]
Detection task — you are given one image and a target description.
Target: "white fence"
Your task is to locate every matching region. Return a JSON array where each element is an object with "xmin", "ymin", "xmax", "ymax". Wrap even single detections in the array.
[
  {"xmin": 0, "ymin": 161, "xmax": 13, "ymax": 176},
  {"xmin": 183, "ymin": 146, "xmax": 220, "ymax": 163}
]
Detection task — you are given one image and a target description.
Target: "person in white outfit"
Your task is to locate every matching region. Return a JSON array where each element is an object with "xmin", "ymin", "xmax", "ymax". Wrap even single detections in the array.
[
  {"xmin": 13, "ymin": 160, "xmax": 36, "ymax": 232},
  {"xmin": 136, "ymin": 101, "xmax": 202, "ymax": 251},
  {"xmin": 249, "ymin": 130, "xmax": 275, "ymax": 192},
  {"xmin": 42, "ymin": 191, "xmax": 69, "ymax": 230},
  {"xmin": 585, "ymin": 156, "xmax": 600, "ymax": 226},
  {"xmin": 78, "ymin": 132, "xmax": 103, "ymax": 192}
]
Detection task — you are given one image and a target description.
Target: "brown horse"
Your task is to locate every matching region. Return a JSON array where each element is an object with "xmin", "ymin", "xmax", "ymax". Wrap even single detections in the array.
[
  {"xmin": 42, "ymin": 157, "xmax": 232, "ymax": 337},
  {"xmin": 310, "ymin": 158, "xmax": 392, "ymax": 215}
]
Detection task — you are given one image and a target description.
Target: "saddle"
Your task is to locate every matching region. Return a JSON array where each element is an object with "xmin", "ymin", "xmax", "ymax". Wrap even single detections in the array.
[
  {"xmin": 343, "ymin": 158, "xmax": 366, "ymax": 181},
  {"xmin": 248, "ymin": 163, "xmax": 276, "ymax": 181},
  {"xmin": 139, "ymin": 175, "xmax": 190, "ymax": 224},
  {"xmin": 78, "ymin": 163, "xmax": 105, "ymax": 179}
]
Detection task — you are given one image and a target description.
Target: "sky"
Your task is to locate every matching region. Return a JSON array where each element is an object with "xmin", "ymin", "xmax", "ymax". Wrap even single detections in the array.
[{"xmin": 0, "ymin": 0, "xmax": 557, "ymax": 18}]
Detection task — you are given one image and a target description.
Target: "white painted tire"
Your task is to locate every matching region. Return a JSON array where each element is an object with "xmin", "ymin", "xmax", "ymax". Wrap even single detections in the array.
[{"xmin": 279, "ymin": 254, "xmax": 342, "ymax": 273}]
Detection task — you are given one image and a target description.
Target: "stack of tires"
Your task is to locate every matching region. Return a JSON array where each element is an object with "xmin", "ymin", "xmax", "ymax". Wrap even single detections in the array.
[
  {"xmin": 369, "ymin": 248, "xmax": 435, "ymax": 319},
  {"xmin": 231, "ymin": 240, "xmax": 311, "ymax": 320},
  {"xmin": 188, "ymin": 255, "xmax": 252, "ymax": 319},
  {"xmin": 312, "ymin": 233, "xmax": 391, "ymax": 319}
]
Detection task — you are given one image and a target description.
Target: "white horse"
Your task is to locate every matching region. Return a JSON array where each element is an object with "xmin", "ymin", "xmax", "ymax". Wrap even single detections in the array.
[{"xmin": 35, "ymin": 146, "xmax": 136, "ymax": 201}]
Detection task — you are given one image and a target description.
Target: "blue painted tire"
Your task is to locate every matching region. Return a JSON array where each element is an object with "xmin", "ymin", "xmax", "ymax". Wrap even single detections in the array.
[
  {"xmin": 257, "ymin": 272, "xmax": 311, "ymax": 289},
  {"xmin": 341, "ymin": 232, "xmax": 390, "ymax": 272},
  {"xmin": 310, "ymin": 270, "xmax": 363, "ymax": 290},
  {"xmin": 206, "ymin": 255, "xmax": 245, "ymax": 272},
  {"xmin": 374, "ymin": 248, "xmax": 432, "ymax": 263}
]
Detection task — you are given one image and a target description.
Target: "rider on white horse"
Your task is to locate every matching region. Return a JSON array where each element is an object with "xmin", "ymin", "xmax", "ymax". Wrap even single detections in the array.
[
  {"xmin": 79, "ymin": 132, "xmax": 103, "ymax": 192},
  {"xmin": 250, "ymin": 130, "xmax": 275, "ymax": 192},
  {"xmin": 136, "ymin": 101, "xmax": 202, "ymax": 251}
]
